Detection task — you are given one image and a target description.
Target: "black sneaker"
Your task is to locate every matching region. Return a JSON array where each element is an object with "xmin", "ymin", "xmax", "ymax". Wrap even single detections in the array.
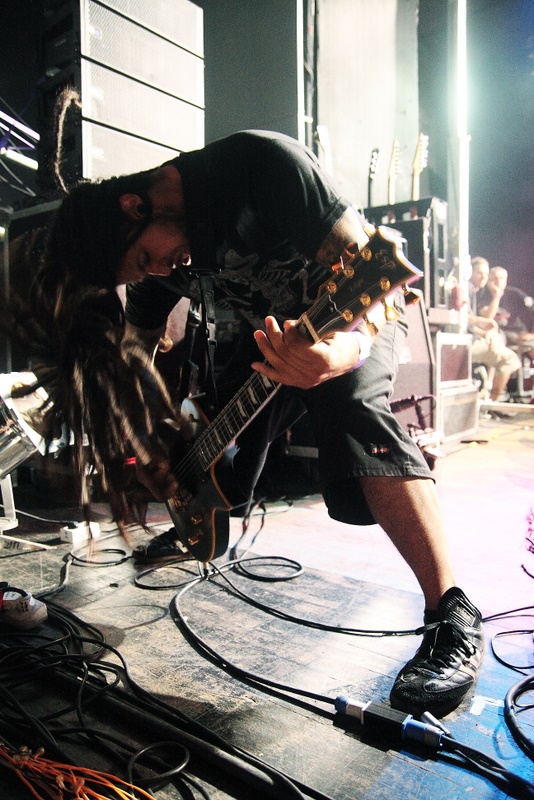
[
  {"xmin": 390, "ymin": 587, "xmax": 484, "ymax": 716},
  {"xmin": 132, "ymin": 528, "xmax": 192, "ymax": 564}
]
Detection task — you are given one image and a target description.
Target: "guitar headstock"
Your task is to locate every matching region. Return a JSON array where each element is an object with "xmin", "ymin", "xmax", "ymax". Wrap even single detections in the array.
[
  {"xmin": 367, "ymin": 147, "xmax": 380, "ymax": 208},
  {"xmin": 368, "ymin": 147, "xmax": 380, "ymax": 181},
  {"xmin": 412, "ymin": 133, "xmax": 429, "ymax": 176},
  {"xmin": 411, "ymin": 133, "xmax": 429, "ymax": 202},
  {"xmin": 301, "ymin": 227, "xmax": 423, "ymax": 341}
]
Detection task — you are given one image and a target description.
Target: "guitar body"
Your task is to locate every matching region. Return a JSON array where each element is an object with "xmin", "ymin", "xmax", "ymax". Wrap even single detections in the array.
[{"xmin": 164, "ymin": 398, "xmax": 244, "ymax": 562}]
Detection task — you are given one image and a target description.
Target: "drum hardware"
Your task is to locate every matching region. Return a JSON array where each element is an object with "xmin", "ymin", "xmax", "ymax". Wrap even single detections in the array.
[{"xmin": 0, "ymin": 373, "xmax": 55, "ymax": 549}]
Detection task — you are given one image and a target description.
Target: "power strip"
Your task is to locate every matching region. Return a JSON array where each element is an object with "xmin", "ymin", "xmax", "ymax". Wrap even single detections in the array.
[{"xmin": 60, "ymin": 522, "xmax": 101, "ymax": 545}]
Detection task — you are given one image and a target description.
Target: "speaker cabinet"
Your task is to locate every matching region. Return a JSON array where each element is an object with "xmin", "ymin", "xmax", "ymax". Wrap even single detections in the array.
[
  {"xmin": 364, "ymin": 197, "xmax": 449, "ymax": 309},
  {"xmin": 38, "ymin": 0, "xmax": 204, "ymax": 193},
  {"xmin": 391, "ymin": 297, "xmax": 435, "ymax": 432},
  {"xmin": 435, "ymin": 332, "xmax": 472, "ymax": 387},
  {"xmin": 438, "ymin": 385, "xmax": 479, "ymax": 443}
]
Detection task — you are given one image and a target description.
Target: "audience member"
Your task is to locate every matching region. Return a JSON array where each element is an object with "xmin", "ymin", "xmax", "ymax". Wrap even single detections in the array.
[
  {"xmin": 479, "ymin": 266, "xmax": 534, "ymax": 357},
  {"xmin": 468, "ymin": 257, "xmax": 521, "ymax": 401}
]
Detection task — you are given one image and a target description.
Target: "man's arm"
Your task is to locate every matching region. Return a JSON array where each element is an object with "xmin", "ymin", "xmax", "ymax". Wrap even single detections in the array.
[
  {"xmin": 467, "ymin": 311, "xmax": 499, "ymax": 337},
  {"xmin": 252, "ymin": 208, "xmax": 391, "ymax": 389},
  {"xmin": 478, "ymin": 279, "xmax": 504, "ymax": 321}
]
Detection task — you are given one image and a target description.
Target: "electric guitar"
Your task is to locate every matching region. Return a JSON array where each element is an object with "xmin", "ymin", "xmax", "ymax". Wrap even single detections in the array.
[
  {"xmin": 164, "ymin": 226, "xmax": 422, "ymax": 562},
  {"xmin": 367, "ymin": 147, "xmax": 380, "ymax": 209},
  {"xmin": 387, "ymin": 140, "xmax": 401, "ymax": 222},
  {"xmin": 410, "ymin": 132, "xmax": 429, "ymax": 215}
]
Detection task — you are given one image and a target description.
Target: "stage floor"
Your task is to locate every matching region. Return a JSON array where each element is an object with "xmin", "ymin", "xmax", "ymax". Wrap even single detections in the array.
[{"xmin": 1, "ymin": 409, "xmax": 534, "ymax": 799}]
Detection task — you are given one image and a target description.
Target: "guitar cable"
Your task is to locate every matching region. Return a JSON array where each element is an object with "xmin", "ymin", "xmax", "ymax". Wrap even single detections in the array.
[
  {"xmin": 226, "ymin": 497, "xmax": 305, "ymax": 582},
  {"xmin": 8, "ymin": 546, "xmax": 533, "ymax": 797},
  {"xmin": 0, "ymin": 602, "xmax": 334, "ymax": 800},
  {"xmin": 167, "ymin": 566, "xmax": 534, "ymax": 787}
]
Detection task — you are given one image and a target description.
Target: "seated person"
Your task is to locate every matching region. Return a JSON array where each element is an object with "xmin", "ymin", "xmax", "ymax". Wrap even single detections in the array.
[
  {"xmin": 478, "ymin": 266, "xmax": 534, "ymax": 357},
  {"xmin": 468, "ymin": 257, "xmax": 521, "ymax": 401}
]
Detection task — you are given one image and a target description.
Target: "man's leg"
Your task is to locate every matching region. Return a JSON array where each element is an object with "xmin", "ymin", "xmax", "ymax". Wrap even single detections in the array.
[
  {"xmin": 358, "ymin": 474, "xmax": 484, "ymax": 716},
  {"xmin": 489, "ymin": 370, "xmax": 512, "ymax": 401},
  {"xmin": 359, "ymin": 475, "xmax": 455, "ymax": 609}
]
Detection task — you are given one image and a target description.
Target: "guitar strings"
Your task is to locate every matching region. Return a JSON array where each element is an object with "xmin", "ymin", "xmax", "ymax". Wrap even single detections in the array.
[
  {"xmin": 167, "ymin": 274, "xmax": 371, "ymax": 487},
  {"xmin": 167, "ymin": 371, "xmax": 281, "ymax": 484}
]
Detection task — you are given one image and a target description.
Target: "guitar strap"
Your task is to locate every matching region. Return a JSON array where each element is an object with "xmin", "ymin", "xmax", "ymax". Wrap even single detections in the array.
[
  {"xmin": 177, "ymin": 298, "xmax": 201, "ymax": 401},
  {"xmin": 198, "ymin": 273, "xmax": 219, "ymax": 415}
]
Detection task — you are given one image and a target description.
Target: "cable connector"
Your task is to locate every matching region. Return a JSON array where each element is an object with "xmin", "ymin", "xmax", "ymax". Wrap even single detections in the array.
[
  {"xmin": 335, "ymin": 696, "xmax": 444, "ymax": 748},
  {"xmin": 60, "ymin": 522, "xmax": 101, "ymax": 545}
]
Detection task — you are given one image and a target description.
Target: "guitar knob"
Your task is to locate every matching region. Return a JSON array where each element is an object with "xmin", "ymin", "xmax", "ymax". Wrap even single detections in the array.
[
  {"xmin": 191, "ymin": 513, "xmax": 204, "ymax": 524},
  {"xmin": 188, "ymin": 531, "xmax": 203, "ymax": 546}
]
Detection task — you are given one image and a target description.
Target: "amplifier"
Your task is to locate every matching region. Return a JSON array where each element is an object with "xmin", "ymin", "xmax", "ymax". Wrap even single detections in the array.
[
  {"xmin": 435, "ymin": 332, "xmax": 473, "ymax": 387},
  {"xmin": 437, "ymin": 384, "xmax": 479, "ymax": 442}
]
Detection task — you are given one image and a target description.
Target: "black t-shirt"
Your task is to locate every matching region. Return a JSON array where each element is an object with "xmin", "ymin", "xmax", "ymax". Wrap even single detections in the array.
[{"xmin": 125, "ymin": 130, "xmax": 351, "ymax": 331}]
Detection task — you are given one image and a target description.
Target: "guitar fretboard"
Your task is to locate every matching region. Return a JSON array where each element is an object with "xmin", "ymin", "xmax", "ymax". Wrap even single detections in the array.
[{"xmin": 193, "ymin": 371, "xmax": 280, "ymax": 471}]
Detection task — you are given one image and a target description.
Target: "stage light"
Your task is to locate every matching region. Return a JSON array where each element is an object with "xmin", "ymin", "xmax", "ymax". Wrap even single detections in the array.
[
  {"xmin": 0, "ymin": 110, "xmax": 39, "ymax": 142},
  {"xmin": 0, "ymin": 148, "xmax": 38, "ymax": 170}
]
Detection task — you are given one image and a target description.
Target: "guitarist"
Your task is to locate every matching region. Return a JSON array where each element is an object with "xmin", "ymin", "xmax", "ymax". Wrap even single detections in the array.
[{"xmin": 12, "ymin": 107, "xmax": 483, "ymax": 718}]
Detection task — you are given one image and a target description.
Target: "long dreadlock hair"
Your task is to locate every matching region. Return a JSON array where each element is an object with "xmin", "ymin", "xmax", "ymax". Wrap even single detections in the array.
[{"xmin": 1, "ymin": 87, "xmax": 179, "ymax": 529}]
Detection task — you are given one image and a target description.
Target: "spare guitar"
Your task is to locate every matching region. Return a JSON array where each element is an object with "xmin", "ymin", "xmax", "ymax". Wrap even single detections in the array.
[
  {"xmin": 410, "ymin": 132, "xmax": 429, "ymax": 217},
  {"xmin": 387, "ymin": 140, "xmax": 401, "ymax": 222},
  {"xmin": 367, "ymin": 147, "xmax": 380, "ymax": 209},
  {"xmin": 164, "ymin": 226, "xmax": 422, "ymax": 562}
]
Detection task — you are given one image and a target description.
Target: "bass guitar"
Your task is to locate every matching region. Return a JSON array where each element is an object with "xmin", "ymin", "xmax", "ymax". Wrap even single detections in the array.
[{"xmin": 164, "ymin": 226, "xmax": 422, "ymax": 562}]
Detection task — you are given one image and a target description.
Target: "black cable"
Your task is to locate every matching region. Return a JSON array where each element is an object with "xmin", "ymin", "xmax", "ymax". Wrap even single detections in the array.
[
  {"xmin": 170, "ymin": 574, "xmax": 334, "ymax": 708},
  {"xmin": 0, "ymin": 604, "xmax": 334, "ymax": 800},
  {"xmin": 505, "ymin": 674, "xmax": 534, "ymax": 761},
  {"xmin": 440, "ymin": 734, "xmax": 534, "ymax": 799},
  {"xmin": 483, "ymin": 604, "xmax": 534, "ymax": 621},
  {"xmin": 0, "ymin": 501, "xmax": 78, "ymax": 527},
  {"xmin": 229, "ymin": 498, "xmax": 303, "ymax": 581},
  {"xmin": 491, "ymin": 627, "xmax": 534, "ymax": 672},
  {"xmin": 126, "ymin": 741, "xmax": 190, "ymax": 788},
  {"xmin": 191, "ymin": 559, "xmax": 425, "ymax": 637},
  {"xmin": 179, "ymin": 772, "xmax": 212, "ymax": 800},
  {"xmin": 68, "ymin": 547, "xmax": 129, "ymax": 567}
]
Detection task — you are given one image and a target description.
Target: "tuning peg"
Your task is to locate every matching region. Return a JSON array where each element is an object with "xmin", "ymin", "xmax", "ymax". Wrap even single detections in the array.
[
  {"xmin": 382, "ymin": 300, "xmax": 400, "ymax": 321},
  {"xmin": 402, "ymin": 286, "xmax": 421, "ymax": 305}
]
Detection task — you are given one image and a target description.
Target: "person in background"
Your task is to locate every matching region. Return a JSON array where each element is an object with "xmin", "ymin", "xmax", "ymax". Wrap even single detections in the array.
[
  {"xmin": 468, "ymin": 257, "xmax": 521, "ymax": 401},
  {"xmin": 479, "ymin": 266, "xmax": 534, "ymax": 357}
]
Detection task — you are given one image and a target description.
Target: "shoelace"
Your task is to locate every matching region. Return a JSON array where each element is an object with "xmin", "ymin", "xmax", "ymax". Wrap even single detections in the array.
[{"xmin": 419, "ymin": 620, "xmax": 477, "ymax": 671}]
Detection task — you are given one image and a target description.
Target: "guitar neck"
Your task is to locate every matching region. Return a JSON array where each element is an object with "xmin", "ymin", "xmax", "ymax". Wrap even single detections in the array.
[
  {"xmin": 387, "ymin": 178, "xmax": 395, "ymax": 207},
  {"xmin": 193, "ymin": 371, "xmax": 280, "ymax": 471},
  {"xmin": 411, "ymin": 173, "xmax": 420, "ymax": 202}
]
